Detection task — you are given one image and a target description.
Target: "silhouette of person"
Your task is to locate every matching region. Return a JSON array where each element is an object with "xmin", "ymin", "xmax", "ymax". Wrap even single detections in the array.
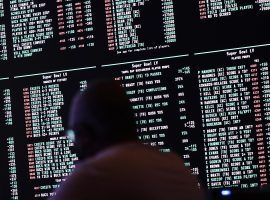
[{"xmin": 50, "ymin": 79, "xmax": 205, "ymax": 200}]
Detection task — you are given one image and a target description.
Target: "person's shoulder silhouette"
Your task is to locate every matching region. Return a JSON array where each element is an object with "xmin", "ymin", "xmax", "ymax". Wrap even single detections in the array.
[{"xmin": 50, "ymin": 79, "xmax": 205, "ymax": 200}]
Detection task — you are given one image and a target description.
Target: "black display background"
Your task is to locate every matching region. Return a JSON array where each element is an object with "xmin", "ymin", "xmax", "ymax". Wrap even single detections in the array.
[{"xmin": 0, "ymin": 0, "xmax": 270, "ymax": 199}]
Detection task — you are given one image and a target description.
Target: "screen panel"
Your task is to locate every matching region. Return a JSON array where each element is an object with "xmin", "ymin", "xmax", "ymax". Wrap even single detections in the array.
[{"xmin": 0, "ymin": 0, "xmax": 270, "ymax": 199}]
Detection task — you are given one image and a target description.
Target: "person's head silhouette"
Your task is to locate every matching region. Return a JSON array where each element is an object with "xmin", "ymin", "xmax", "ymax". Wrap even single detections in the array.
[{"xmin": 68, "ymin": 79, "xmax": 137, "ymax": 160}]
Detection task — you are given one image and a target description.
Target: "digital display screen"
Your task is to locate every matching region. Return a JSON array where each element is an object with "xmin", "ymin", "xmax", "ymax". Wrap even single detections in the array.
[{"xmin": 0, "ymin": 0, "xmax": 270, "ymax": 199}]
